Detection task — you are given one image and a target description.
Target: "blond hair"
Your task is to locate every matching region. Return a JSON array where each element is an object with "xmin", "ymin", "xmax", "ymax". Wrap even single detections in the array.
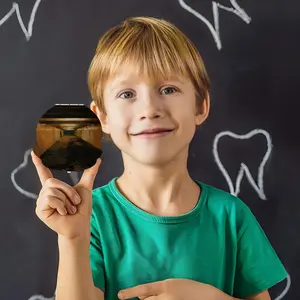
[{"xmin": 87, "ymin": 16, "xmax": 210, "ymax": 113}]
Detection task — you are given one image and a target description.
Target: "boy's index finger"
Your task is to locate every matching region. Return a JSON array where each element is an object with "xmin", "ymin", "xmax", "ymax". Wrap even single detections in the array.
[{"xmin": 31, "ymin": 151, "xmax": 53, "ymax": 186}]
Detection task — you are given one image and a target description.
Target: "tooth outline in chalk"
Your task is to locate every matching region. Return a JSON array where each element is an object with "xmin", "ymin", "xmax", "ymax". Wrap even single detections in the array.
[
  {"xmin": 274, "ymin": 273, "xmax": 291, "ymax": 300},
  {"xmin": 28, "ymin": 295, "xmax": 55, "ymax": 300},
  {"xmin": 213, "ymin": 129, "xmax": 272, "ymax": 200},
  {"xmin": 0, "ymin": 0, "xmax": 43, "ymax": 41},
  {"xmin": 11, "ymin": 148, "xmax": 38, "ymax": 199},
  {"xmin": 11, "ymin": 148, "xmax": 79, "ymax": 198},
  {"xmin": 178, "ymin": 0, "xmax": 251, "ymax": 50}
]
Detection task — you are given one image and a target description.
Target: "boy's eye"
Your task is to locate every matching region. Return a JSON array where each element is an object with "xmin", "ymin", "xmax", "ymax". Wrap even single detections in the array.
[
  {"xmin": 161, "ymin": 87, "xmax": 177, "ymax": 95},
  {"xmin": 119, "ymin": 91, "xmax": 134, "ymax": 99},
  {"xmin": 118, "ymin": 87, "xmax": 178, "ymax": 99}
]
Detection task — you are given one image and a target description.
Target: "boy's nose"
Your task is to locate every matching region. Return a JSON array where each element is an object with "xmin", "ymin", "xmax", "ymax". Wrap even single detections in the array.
[
  {"xmin": 139, "ymin": 102, "xmax": 164, "ymax": 120},
  {"xmin": 138, "ymin": 93, "xmax": 165, "ymax": 120}
]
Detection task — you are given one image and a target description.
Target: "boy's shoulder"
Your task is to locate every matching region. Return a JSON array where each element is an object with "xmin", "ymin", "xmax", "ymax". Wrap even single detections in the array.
[
  {"xmin": 92, "ymin": 179, "xmax": 114, "ymax": 199},
  {"xmin": 91, "ymin": 178, "xmax": 116, "ymax": 207},
  {"xmin": 198, "ymin": 180, "xmax": 248, "ymax": 213}
]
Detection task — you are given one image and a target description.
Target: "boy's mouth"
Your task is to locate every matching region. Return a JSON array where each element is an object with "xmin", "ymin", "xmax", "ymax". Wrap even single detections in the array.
[{"xmin": 131, "ymin": 127, "xmax": 174, "ymax": 136}]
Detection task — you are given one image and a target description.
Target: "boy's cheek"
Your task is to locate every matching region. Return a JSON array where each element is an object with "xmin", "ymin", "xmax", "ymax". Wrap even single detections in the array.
[{"xmin": 107, "ymin": 125, "xmax": 132, "ymax": 146}]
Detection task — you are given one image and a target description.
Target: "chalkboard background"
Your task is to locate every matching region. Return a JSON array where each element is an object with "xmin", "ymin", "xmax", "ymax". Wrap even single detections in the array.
[{"xmin": 0, "ymin": 0, "xmax": 298, "ymax": 299}]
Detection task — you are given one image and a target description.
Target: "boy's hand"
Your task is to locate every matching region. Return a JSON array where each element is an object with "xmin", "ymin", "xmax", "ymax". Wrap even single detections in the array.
[
  {"xmin": 118, "ymin": 278, "xmax": 233, "ymax": 300},
  {"xmin": 31, "ymin": 151, "xmax": 101, "ymax": 240}
]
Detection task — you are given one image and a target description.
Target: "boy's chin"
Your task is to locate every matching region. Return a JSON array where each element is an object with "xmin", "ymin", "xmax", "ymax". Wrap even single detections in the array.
[{"xmin": 129, "ymin": 152, "xmax": 180, "ymax": 166}]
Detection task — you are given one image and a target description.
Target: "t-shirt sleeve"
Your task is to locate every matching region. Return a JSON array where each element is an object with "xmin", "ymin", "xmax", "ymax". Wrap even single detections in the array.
[
  {"xmin": 90, "ymin": 210, "xmax": 105, "ymax": 292},
  {"xmin": 233, "ymin": 198, "xmax": 288, "ymax": 298}
]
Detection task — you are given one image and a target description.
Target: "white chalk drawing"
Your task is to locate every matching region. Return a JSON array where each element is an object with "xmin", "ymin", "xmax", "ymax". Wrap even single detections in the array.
[
  {"xmin": 178, "ymin": 0, "xmax": 251, "ymax": 50},
  {"xmin": 274, "ymin": 273, "xmax": 291, "ymax": 300},
  {"xmin": 213, "ymin": 129, "xmax": 272, "ymax": 200},
  {"xmin": 11, "ymin": 148, "xmax": 38, "ymax": 199},
  {"xmin": 0, "ymin": 0, "xmax": 43, "ymax": 41},
  {"xmin": 11, "ymin": 148, "xmax": 79, "ymax": 199},
  {"xmin": 28, "ymin": 295, "xmax": 55, "ymax": 300}
]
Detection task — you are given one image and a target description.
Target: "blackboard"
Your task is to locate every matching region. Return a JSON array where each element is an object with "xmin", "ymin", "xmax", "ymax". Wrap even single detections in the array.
[{"xmin": 0, "ymin": 0, "xmax": 298, "ymax": 299}]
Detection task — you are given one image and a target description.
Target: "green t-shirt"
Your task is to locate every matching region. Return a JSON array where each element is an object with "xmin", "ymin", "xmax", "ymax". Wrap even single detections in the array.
[{"xmin": 90, "ymin": 178, "xmax": 287, "ymax": 300}]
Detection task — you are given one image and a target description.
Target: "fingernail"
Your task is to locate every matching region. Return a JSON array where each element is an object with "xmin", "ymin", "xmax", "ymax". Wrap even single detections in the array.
[
  {"xmin": 70, "ymin": 206, "xmax": 77, "ymax": 214},
  {"xmin": 118, "ymin": 292, "xmax": 124, "ymax": 299},
  {"xmin": 74, "ymin": 195, "xmax": 81, "ymax": 204}
]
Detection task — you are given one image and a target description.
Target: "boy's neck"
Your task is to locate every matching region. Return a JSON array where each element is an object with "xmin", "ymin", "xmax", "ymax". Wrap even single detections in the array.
[{"xmin": 116, "ymin": 152, "xmax": 200, "ymax": 216}]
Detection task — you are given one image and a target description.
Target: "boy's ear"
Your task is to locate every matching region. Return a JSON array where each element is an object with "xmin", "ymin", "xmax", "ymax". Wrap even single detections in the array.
[
  {"xmin": 195, "ymin": 93, "xmax": 210, "ymax": 126},
  {"xmin": 90, "ymin": 101, "xmax": 110, "ymax": 134}
]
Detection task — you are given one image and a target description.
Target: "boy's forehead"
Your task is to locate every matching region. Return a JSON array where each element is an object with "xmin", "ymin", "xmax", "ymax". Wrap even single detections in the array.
[{"xmin": 107, "ymin": 64, "xmax": 187, "ymax": 87}]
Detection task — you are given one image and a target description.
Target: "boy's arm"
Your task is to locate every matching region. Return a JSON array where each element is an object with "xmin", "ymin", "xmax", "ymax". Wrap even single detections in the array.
[
  {"xmin": 95, "ymin": 288, "xmax": 104, "ymax": 300},
  {"xmin": 233, "ymin": 198, "xmax": 287, "ymax": 298},
  {"xmin": 245, "ymin": 290, "xmax": 271, "ymax": 300},
  {"xmin": 214, "ymin": 288, "xmax": 270, "ymax": 300},
  {"xmin": 216, "ymin": 288, "xmax": 270, "ymax": 300},
  {"xmin": 55, "ymin": 236, "xmax": 104, "ymax": 300},
  {"xmin": 117, "ymin": 280, "xmax": 271, "ymax": 300}
]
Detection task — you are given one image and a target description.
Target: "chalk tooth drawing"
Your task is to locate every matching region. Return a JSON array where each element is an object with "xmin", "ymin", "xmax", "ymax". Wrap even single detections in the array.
[
  {"xmin": 213, "ymin": 129, "xmax": 272, "ymax": 200},
  {"xmin": 28, "ymin": 295, "xmax": 55, "ymax": 300},
  {"xmin": 178, "ymin": 0, "xmax": 251, "ymax": 50},
  {"xmin": 274, "ymin": 273, "xmax": 291, "ymax": 300},
  {"xmin": 12, "ymin": 148, "xmax": 80, "ymax": 197},
  {"xmin": 11, "ymin": 148, "xmax": 38, "ymax": 199},
  {"xmin": 0, "ymin": 0, "xmax": 43, "ymax": 41}
]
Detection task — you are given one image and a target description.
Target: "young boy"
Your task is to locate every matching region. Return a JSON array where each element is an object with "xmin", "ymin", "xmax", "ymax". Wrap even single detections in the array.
[{"xmin": 32, "ymin": 17, "xmax": 287, "ymax": 300}]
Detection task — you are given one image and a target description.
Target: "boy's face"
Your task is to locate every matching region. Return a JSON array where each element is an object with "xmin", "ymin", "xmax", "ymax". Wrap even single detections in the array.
[{"xmin": 90, "ymin": 65, "xmax": 209, "ymax": 166}]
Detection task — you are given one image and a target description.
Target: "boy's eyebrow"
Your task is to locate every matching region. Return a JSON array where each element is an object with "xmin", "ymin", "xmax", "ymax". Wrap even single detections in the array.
[
  {"xmin": 110, "ymin": 78, "xmax": 186, "ymax": 91},
  {"xmin": 109, "ymin": 80, "xmax": 131, "ymax": 92}
]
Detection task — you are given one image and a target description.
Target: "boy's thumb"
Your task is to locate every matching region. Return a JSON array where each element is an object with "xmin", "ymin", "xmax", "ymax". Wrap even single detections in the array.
[{"xmin": 77, "ymin": 158, "xmax": 101, "ymax": 191}]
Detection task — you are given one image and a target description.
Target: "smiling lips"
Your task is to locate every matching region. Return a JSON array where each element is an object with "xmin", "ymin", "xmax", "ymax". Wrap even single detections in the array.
[{"xmin": 131, "ymin": 128, "xmax": 174, "ymax": 137}]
